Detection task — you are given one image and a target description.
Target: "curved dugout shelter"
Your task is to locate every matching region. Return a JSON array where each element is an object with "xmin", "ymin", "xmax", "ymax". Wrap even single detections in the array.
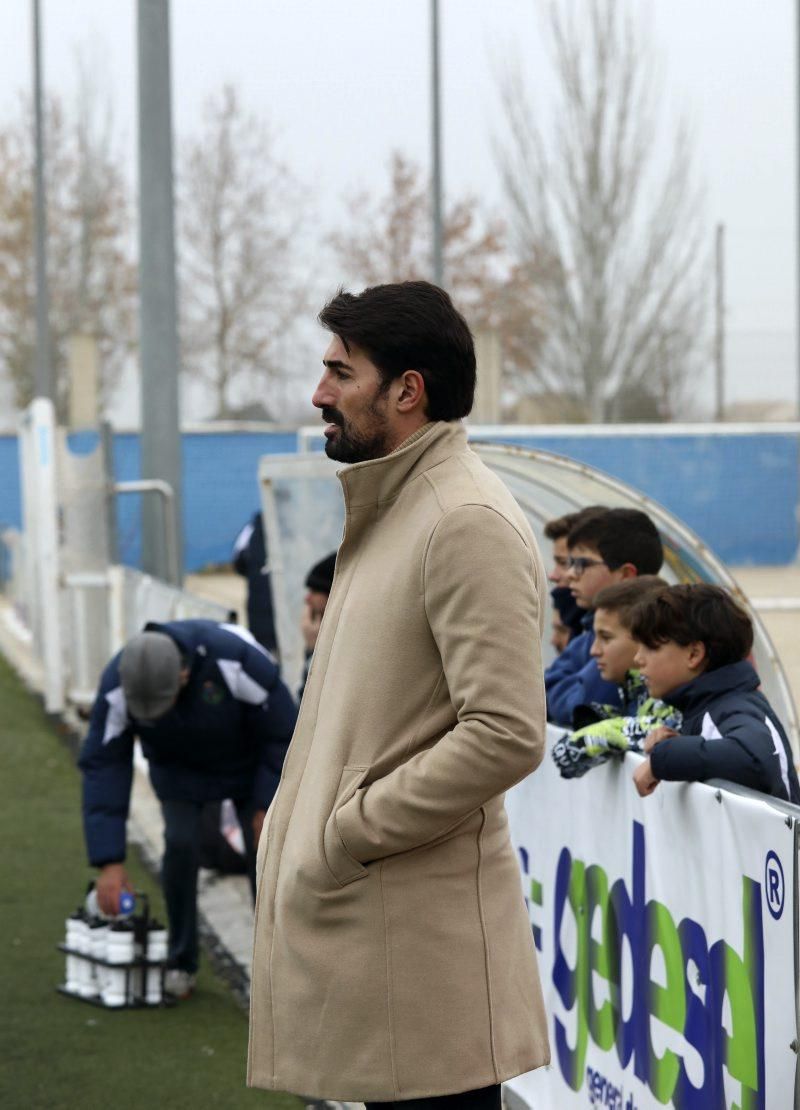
[{"xmin": 258, "ymin": 441, "xmax": 798, "ymax": 755}]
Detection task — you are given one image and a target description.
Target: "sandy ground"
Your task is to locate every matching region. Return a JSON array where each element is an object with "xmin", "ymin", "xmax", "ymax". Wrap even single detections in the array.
[{"xmin": 730, "ymin": 566, "xmax": 800, "ymax": 711}]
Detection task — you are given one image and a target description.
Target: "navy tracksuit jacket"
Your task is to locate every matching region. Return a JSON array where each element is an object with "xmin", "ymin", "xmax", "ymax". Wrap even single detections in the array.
[
  {"xmin": 545, "ymin": 611, "xmax": 622, "ymax": 726},
  {"xmin": 78, "ymin": 620, "xmax": 297, "ymax": 867},
  {"xmin": 650, "ymin": 660, "xmax": 800, "ymax": 804},
  {"xmin": 232, "ymin": 511, "xmax": 278, "ymax": 654}
]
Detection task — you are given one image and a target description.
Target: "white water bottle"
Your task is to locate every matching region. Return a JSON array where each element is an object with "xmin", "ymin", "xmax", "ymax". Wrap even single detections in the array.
[
  {"xmin": 145, "ymin": 921, "xmax": 168, "ymax": 1005},
  {"xmin": 103, "ymin": 921, "xmax": 135, "ymax": 1007},
  {"xmin": 89, "ymin": 919, "xmax": 109, "ymax": 998},
  {"xmin": 75, "ymin": 914, "xmax": 94, "ymax": 998},
  {"xmin": 64, "ymin": 910, "xmax": 83, "ymax": 994}
]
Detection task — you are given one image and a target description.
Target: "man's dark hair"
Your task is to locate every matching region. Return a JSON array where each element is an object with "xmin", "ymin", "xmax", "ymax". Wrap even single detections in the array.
[
  {"xmin": 592, "ymin": 576, "xmax": 667, "ymax": 625},
  {"xmin": 628, "ymin": 583, "xmax": 753, "ymax": 670},
  {"xmin": 318, "ymin": 281, "xmax": 476, "ymax": 421},
  {"xmin": 543, "ymin": 505, "xmax": 608, "ymax": 542},
  {"xmin": 567, "ymin": 508, "xmax": 663, "ymax": 574}
]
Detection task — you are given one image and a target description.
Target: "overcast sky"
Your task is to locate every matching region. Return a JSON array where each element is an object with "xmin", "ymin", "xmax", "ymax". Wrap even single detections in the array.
[{"xmin": 0, "ymin": 0, "xmax": 796, "ymax": 416}]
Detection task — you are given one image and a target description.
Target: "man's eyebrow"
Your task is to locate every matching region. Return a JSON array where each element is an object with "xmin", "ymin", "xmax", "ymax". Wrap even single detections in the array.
[{"xmin": 323, "ymin": 358, "xmax": 354, "ymax": 372}]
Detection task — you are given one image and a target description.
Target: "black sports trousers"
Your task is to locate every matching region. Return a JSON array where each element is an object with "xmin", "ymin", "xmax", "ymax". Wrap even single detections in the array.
[{"xmin": 365, "ymin": 1084, "xmax": 501, "ymax": 1110}]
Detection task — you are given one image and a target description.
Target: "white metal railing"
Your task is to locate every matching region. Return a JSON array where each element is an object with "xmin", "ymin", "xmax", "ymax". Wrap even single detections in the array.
[
  {"xmin": 7, "ymin": 399, "xmax": 233, "ymax": 712},
  {"xmin": 59, "ymin": 566, "xmax": 231, "ymax": 709}
]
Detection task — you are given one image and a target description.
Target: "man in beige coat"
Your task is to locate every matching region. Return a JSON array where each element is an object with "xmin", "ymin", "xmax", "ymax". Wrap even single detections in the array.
[{"xmin": 248, "ymin": 282, "xmax": 550, "ymax": 1108}]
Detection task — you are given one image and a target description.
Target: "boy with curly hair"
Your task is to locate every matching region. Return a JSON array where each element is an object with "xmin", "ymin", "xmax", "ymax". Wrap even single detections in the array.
[{"xmin": 630, "ymin": 583, "xmax": 800, "ymax": 803}]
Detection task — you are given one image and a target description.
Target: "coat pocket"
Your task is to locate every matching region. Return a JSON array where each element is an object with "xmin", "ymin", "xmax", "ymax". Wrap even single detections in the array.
[{"xmin": 323, "ymin": 764, "xmax": 370, "ymax": 887}]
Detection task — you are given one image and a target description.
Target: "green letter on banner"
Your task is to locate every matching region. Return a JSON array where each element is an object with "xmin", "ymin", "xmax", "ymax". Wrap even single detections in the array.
[{"xmin": 647, "ymin": 899, "xmax": 686, "ymax": 1103}]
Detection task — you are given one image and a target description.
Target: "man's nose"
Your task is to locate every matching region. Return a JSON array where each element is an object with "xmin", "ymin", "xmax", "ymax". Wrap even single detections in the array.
[{"xmin": 312, "ymin": 374, "xmax": 334, "ymax": 409}]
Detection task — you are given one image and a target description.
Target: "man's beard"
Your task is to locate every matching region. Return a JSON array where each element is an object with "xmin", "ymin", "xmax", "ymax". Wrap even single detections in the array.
[{"xmin": 322, "ymin": 401, "xmax": 391, "ymax": 464}]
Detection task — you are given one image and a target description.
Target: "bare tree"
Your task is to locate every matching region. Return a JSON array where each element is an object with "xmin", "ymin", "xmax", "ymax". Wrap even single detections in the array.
[
  {"xmin": 328, "ymin": 150, "xmax": 547, "ymax": 400},
  {"xmin": 0, "ymin": 71, "xmax": 136, "ymax": 421},
  {"xmin": 178, "ymin": 85, "xmax": 307, "ymax": 420},
  {"xmin": 496, "ymin": 0, "xmax": 708, "ymax": 422}
]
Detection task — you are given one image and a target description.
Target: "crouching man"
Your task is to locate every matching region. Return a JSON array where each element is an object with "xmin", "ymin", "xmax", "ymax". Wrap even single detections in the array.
[
  {"xmin": 247, "ymin": 282, "xmax": 550, "ymax": 1108},
  {"xmin": 79, "ymin": 619, "xmax": 297, "ymax": 998}
]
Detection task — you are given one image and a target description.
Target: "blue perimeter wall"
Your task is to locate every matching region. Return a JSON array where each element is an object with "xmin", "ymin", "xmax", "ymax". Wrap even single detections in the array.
[{"xmin": 0, "ymin": 428, "xmax": 797, "ymax": 569}]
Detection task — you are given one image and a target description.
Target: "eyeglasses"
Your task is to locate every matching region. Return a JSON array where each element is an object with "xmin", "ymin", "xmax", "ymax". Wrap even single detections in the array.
[{"xmin": 566, "ymin": 556, "xmax": 609, "ymax": 576}]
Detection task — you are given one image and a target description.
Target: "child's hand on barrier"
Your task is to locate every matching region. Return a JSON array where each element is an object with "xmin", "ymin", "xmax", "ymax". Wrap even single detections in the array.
[
  {"xmin": 643, "ymin": 725, "xmax": 678, "ymax": 753},
  {"xmin": 633, "ymin": 758, "xmax": 660, "ymax": 797}
]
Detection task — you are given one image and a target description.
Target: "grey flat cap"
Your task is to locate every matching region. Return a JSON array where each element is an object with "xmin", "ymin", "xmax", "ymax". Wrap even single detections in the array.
[{"xmin": 119, "ymin": 631, "xmax": 182, "ymax": 721}]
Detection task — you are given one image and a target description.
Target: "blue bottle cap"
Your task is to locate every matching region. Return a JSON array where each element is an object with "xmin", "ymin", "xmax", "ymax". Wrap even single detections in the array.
[{"xmin": 119, "ymin": 891, "xmax": 136, "ymax": 915}]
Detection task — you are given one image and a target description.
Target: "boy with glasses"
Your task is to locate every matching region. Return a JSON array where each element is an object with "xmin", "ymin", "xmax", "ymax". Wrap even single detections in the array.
[
  {"xmin": 543, "ymin": 507, "xmax": 607, "ymax": 647},
  {"xmin": 545, "ymin": 508, "xmax": 664, "ymax": 726}
]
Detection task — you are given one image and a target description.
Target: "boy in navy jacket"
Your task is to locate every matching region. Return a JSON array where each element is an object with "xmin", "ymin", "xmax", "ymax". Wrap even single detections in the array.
[
  {"xmin": 630, "ymin": 584, "xmax": 800, "ymax": 804},
  {"xmin": 545, "ymin": 508, "xmax": 664, "ymax": 726},
  {"xmin": 79, "ymin": 619, "xmax": 297, "ymax": 995}
]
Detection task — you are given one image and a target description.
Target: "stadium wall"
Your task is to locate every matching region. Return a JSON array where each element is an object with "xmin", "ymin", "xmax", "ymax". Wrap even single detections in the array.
[{"xmin": 0, "ymin": 426, "xmax": 797, "ymax": 571}]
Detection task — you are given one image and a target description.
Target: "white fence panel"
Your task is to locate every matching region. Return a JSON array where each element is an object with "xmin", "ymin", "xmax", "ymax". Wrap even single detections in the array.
[{"xmin": 505, "ymin": 727, "xmax": 798, "ymax": 1109}]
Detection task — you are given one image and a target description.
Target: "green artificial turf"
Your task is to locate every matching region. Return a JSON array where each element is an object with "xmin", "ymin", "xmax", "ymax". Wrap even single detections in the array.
[{"xmin": 0, "ymin": 652, "xmax": 300, "ymax": 1110}]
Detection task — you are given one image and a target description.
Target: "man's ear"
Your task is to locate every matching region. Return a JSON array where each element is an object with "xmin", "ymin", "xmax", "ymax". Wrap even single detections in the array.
[
  {"xmin": 687, "ymin": 641, "xmax": 707, "ymax": 671},
  {"xmin": 618, "ymin": 563, "xmax": 638, "ymax": 580},
  {"xmin": 394, "ymin": 370, "xmax": 427, "ymax": 414}
]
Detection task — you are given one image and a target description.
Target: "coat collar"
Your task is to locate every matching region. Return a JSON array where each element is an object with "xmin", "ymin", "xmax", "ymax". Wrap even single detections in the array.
[
  {"xmin": 664, "ymin": 659, "xmax": 759, "ymax": 714},
  {"xmin": 337, "ymin": 420, "xmax": 468, "ymax": 511}
]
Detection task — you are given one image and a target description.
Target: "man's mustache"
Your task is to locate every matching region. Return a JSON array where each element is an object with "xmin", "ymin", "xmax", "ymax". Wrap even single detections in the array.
[{"xmin": 322, "ymin": 408, "xmax": 344, "ymax": 428}]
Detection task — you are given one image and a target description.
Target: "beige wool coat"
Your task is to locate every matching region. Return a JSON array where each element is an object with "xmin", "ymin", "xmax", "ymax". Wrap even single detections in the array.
[{"xmin": 247, "ymin": 421, "xmax": 550, "ymax": 1102}]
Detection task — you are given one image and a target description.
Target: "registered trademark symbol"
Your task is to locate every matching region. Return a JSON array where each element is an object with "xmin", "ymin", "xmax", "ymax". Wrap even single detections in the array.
[{"xmin": 765, "ymin": 850, "xmax": 785, "ymax": 921}]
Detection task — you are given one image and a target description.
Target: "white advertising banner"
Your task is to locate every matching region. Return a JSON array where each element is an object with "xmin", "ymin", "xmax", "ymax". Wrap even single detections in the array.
[{"xmin": 505, "ymin": 734, "xmax": 798, "ymax": 1109}]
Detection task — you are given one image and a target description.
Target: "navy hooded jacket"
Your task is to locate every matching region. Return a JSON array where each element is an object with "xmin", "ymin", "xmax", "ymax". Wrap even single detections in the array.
[
  {"xmin": 232, "ymin": 511, "xmax": 278, "ymax": 653},
  {"xmin": 551, "ymin": 585, "xmax": 585, "ymax": 641},
  {"xmin": 78, "ymin": 620, "xmax": 297, "ymax": 867},
  {"xmin": 545, "ymin": 611, "xmax": 622, "ymax": 726},
  {"xmin": 649, "ymin": 660, "xmax": 800, "ymax": 804}
]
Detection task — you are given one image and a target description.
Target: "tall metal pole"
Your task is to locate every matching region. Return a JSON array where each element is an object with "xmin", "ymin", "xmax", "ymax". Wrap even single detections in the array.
[
  {"xmin": 430, "ymin": 0, "xmax": 445, "ymax": 288},
  {"xmin": 794, "ymin": 0, "xmax": 798, "ymax": 417},
  {"xmin": 32, "ymin": 0, "xmax": 53, "ymax": 402},
  {"xmin": 137, "ymin": 0, "xmax": 183, "ymax": 583},
  {"xmin": 714, "ymin": 223, "xmax": 726, "ymax": 421}
]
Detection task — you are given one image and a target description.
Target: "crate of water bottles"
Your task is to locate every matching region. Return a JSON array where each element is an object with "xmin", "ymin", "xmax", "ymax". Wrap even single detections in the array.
[{"xmin": 58, "ymin": 884, "xmax": 172, "ymax": 1009}]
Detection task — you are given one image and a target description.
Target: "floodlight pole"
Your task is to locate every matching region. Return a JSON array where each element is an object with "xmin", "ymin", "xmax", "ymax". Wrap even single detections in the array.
[
  {"xmin": 794, "ymin": 0, "xmax": 798, "ymax": 417},
  {"xmin": 430, "ymin": 0, "xmax": 445, "ymax": 288},
  {"xmin": 714, "ymin": 223, "xmax": 725, "ymax": 421},
  {"xmin": 32, "ymin": 0, "xmax": 53, "ymax": 402},
  {"xmin": 136, "ymin": 0, "xmax": 183, "ymax": 583}
]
